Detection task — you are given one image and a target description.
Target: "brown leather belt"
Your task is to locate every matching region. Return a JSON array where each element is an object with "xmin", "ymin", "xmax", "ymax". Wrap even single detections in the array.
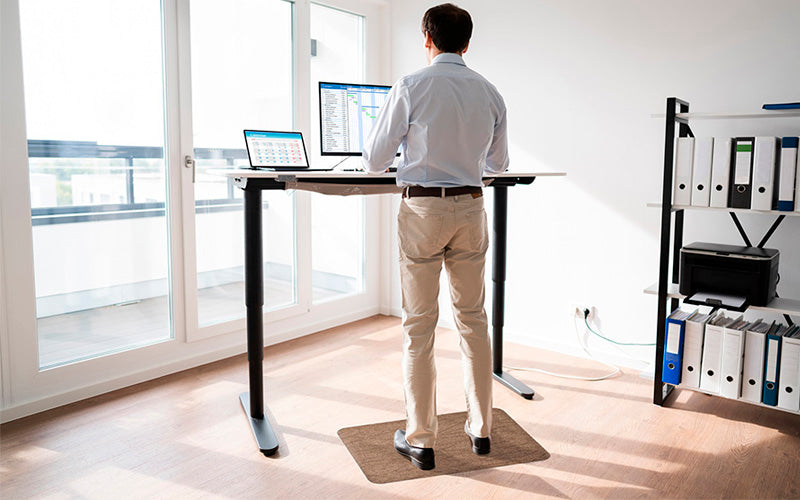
[{"xmin": 402, "ymin": 186, "xmax": 483, "ymax": 198}]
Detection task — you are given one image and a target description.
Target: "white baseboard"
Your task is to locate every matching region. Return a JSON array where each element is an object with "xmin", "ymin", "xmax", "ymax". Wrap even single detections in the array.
[
  {"xmin": 0, "ymin": 346, "xmax": 245, "ymax": 423},
  {"xmin": 383, "ymin": 309, "xmax": 652, "ymax": 372},
  {"xmin": 0, "ymin": 308, "xmax": 653, "ymax": 422},
  {"xmin": 502, "ymin": 327, "xmax": 653, "ymax": 372}
]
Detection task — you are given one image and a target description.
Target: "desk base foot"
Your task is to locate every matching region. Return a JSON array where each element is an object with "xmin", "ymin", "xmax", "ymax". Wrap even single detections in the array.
[
  {"xmin": 493, "ymin": 371, "xmax": 534, "ymax": 400},
  {"xmin": 239, "ymin": 393, "xmax": 279, "ymax": 456}
]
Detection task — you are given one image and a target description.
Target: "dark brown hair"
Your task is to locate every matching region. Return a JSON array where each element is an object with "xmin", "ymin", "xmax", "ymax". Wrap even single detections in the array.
[{"xmin": 421, "ymin": 3, "xmax": 472, "ymax": 53}]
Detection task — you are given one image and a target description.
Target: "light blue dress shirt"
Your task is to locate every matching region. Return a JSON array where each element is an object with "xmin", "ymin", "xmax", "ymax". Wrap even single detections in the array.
[{"xmin": 361, "ymin": 53, "xmax": 509, "ymax": 187}]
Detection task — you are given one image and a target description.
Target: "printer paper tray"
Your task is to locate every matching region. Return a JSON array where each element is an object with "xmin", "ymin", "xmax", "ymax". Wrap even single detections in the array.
[{"xmin": 684, "ymin": 291, "xmax": 749, "ymax": 312}]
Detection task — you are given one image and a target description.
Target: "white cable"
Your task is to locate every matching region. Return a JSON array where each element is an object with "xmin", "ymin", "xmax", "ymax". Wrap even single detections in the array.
[
  {"xmin": 504, "ymin": 364, "xmax": 620, "ymax": 381},
  {"xmin": 503, "ymin": 314, "xmax": 620, "ymax": 381}
]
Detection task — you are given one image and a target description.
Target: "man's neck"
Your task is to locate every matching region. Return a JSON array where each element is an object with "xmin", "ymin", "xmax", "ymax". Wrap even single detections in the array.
[{"xmin": 427, "ymin": 50, "xmax": 462, "ymax": 65}]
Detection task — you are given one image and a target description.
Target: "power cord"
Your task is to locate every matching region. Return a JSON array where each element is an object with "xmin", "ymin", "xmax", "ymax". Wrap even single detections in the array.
[
  {"xmin": 504, "ymin": 309, "xmax": 621, "ymax": 381},
  {"xmin": 582, "ymin": 310, "xmax": 656, "ymax": 347}
]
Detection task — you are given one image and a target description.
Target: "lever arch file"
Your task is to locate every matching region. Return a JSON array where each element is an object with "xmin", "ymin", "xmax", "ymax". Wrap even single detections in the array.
[
  {"xmin": 674, "ymin": 137, "xmax": 694, "ymax": 206},
  {"xmin": 691, "ymin": 138, "xmax": 713, "ymax": 207},
  {"xmin": 731, "ymin": 137, "xmax": 754, "ymax": 209},
  {"xmin": 710, "ymin": 137, "xmax": 733, "ymax": 208},
  {"xmin": 741, "ymin": 321, "xmax": 770, "ymax": 404},
  {"xmin": 751, "ymin": 137, "xmax": 779, "ymax": 211}
]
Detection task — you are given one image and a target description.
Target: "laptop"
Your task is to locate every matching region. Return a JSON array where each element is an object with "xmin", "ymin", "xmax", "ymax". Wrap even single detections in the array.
[{"xmin": 243, "ymin": 130, "xmax": 333, "ymax": 171}]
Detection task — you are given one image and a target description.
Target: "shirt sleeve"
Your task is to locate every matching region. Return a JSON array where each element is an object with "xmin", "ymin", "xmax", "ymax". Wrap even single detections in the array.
[
  {"xmin": 484, "ymin": 93, "xmax": 509, "ymax": 174},
  {"xmin": 361, "ymin": 81, "xmax": 410, "ymax": 173}
]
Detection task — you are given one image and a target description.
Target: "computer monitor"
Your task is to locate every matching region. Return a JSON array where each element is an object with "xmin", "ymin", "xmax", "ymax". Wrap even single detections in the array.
[
  {"xmin": 318, "ymin": 82, "xmax": 399, "ymax": 156},
  {"xmin": 243, "ymin": 130, "xmax": 309, "ymax": 169}
]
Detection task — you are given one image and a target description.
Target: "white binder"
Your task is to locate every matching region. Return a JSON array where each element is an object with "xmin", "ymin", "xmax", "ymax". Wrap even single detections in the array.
[
  {"xmin": 682, "ymin": 311, "xmax": 714, "ymax": 388},
  {"xmin": 720, "ymin": 319, "xmax": 750, "ymax": 399},
  {"xmin": 691, "ymin": 137, "xmax": 714, "ymax": 207},
  {"xmin": 777, "ymin": 137, "xmax": 797, "ymax": 211},
  {"xmin": 777, "ymin": 329, "xmax": 800, "ymax": 411},
  {"xmin": 700, "ymin": 315, "xmax": 734, "ymax": 394},
  {"xmin": 673, "ymin": 137, "xmax": 694, "ymax": 206},
  {"xmin": 741, "ymin": 322, "xmax": 770, "ymax": 403},
  {"xmin": 710, "ymin": 137, "xmax": 732, "ymax": 208},
  {"xmin": 751, "ymin": 136, "xmax": 779, "ymax": 210}
]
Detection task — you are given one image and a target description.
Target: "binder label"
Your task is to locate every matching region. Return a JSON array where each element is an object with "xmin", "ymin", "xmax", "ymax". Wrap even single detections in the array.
[
  {"xmin": 667, "ymin": 323, "xmax": 681, "ymax": 354},
  {"xmin": 735, "ymin": 151, "xmax": 751, "ymax": 183},
  {"xmin": 766, "ymin": 339, "xmax": 779, "ymax": 379}
]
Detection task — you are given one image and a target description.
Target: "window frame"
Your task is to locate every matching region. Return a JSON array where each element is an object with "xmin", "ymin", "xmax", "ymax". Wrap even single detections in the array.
[{"xmin": 0, "ymin": 0, "xmax": 391, "ymax": 421}]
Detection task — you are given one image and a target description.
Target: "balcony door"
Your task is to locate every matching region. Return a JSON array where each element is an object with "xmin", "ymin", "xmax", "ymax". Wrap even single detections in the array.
[
  {"xmin": 1, "ymin": 0, "xmax": 388, "ymax": 413},
  {"xmin": 19, "ymin": 0, "xmax": 174, "ymax": 369},
  {"xmin": 179, "ymin": 0, "xmax": 383, "ymax": 341},
  {"xmin": 179, "ymin": 0, "xmax": 301, "ymax": 340}
]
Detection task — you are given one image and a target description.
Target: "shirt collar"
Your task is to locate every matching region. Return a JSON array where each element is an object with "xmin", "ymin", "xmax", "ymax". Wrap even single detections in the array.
[{"xmin": 432, "ymin": 53, "xmax": 466, "ymax": 66}]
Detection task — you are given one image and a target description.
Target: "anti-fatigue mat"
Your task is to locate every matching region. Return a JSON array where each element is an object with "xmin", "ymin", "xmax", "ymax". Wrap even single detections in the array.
[{"xmin": 337, "ymin": 408, "xmax": 549, "ymax": 483}]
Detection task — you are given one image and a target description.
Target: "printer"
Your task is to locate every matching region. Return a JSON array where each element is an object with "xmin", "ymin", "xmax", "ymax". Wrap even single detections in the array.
[{"xmin": 679, "ymin": 242, "xmax": 779, "ymax": 310}]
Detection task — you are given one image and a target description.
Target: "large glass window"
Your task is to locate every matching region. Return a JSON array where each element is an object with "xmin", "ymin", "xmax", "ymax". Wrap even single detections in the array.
[
  {"xmin": 189, "ymin": 0, "xmax": 296, "ymax": 327},
  {"xmin": 20, "ymin": 0, "xmax": 171, "ymax": 368},
  {"xmin": 310, "ymin": 3, "xmax": 366, "ymax": 303}
]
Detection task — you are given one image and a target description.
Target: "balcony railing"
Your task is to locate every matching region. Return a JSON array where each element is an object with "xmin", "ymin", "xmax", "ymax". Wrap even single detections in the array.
[{"xmin": 28, "ymin": 139, "xmax": 251, "ymax": 226}]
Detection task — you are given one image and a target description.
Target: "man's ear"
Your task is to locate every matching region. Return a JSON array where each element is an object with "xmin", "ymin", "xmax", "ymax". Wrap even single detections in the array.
[
  {"xmin": 423, "ymin": 31, "xmax": 433, "ymax": 49},
  {"xmin": 461, "ymin": 41, "xmax": 470, "ymax": 55}
]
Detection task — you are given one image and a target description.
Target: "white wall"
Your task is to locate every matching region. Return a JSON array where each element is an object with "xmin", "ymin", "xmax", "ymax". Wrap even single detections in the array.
[{"xmin": 388, "ymin": 0, "xmax": 800, "ymax": 365}]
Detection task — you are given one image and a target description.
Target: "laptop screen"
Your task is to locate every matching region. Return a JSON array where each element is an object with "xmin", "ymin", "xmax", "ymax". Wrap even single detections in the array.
[{"xmin": 243, "ymin": 130, "xmax": 310, "ymax": 169}]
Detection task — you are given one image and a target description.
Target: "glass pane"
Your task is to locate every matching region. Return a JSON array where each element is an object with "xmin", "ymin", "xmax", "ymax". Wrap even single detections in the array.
[
  {"xmin": 190, "ymin": 0, "xmax": 295, "ymax": 327},
  {"xmin": 310, "ymin": 4, "xmax": 366, "ymax": 302},
  {"xmin": 20, "ymin": 0, "xmax": 171, "ymax": 369}
]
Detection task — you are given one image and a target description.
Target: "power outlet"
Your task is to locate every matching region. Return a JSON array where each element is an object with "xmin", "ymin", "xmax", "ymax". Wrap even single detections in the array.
[
  {"xmin": 575, "ymin": 306, "xmax": 597, "ymax": 321},
  {"xmin": 587, "ymin": 306, "xmax": 599, "ymax": 324},
  {"xmin": 574, "ymin": 305, "xmax": 593, "ymax": 347}
]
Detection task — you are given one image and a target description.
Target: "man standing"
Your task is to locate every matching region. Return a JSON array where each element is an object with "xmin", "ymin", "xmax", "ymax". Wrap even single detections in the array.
[{"xmin": 362, "ymin": 3, "xmax": 508, "ymax": 471}]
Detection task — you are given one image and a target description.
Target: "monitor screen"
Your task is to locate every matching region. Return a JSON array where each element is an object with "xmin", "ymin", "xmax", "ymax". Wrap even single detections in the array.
[
  {"xmin": 243, "ymin": 130, "xmax": 309, "ymax": 169},
  {"xmin": 319, "ymin": 82, "xmax": 397, "ymax": 156}
]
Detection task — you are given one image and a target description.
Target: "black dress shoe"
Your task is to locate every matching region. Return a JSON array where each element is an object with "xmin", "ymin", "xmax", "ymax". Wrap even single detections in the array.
[
  {"xmin": 466, "ymin": 430, "xmax": 490, "ymax": 455},
  {"xmin": 393, "ymin": 430, "xmax": 435, "ymax": 470}
]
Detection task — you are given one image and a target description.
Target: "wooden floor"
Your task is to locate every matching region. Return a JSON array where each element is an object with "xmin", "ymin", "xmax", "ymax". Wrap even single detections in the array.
[{"xmin": 2, "ymin": 315, "xmax": 799, "ymax": 499}]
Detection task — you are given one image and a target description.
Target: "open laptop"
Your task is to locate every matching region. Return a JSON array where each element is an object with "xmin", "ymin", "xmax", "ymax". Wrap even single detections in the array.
[{"xmin": 243, "ymin": 130, "xmax": 333, "ymax": 171}]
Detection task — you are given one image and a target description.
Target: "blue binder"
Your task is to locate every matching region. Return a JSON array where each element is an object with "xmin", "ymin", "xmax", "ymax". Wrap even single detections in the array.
[
  {"xmin": 762, "ymin": 325, "xmax": 783, "ymax": 406},
  {"xmin": 663, "ymin": 309, "xmax": 692, "ymax": 385},
  {"xmin": 778, "ymin": 137, "xmax": 798, "ymax": 211},
  {"xmin": 763, "ymin": 102, "xmax": 800, "ymax": 110}
]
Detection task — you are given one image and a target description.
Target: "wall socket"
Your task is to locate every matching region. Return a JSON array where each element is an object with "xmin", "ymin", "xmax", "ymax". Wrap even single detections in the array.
[
  {"xmin": 588, "ymin": 306, "xmax": 600, "ymax": 328},
  {"xmin": 575, "ymin": 305, "xmax": 600, "ymax": 327}
]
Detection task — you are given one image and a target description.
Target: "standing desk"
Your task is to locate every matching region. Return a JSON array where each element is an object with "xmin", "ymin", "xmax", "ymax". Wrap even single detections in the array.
[{"xmin": 210, "ymin": 169, "xmax": 565, "ymax": 456}]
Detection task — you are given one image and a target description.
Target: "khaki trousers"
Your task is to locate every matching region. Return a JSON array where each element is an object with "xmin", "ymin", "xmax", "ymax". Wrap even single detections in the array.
[{"xmin": 397, "ymin": 193, "xmax": 492, "ymax": 448}]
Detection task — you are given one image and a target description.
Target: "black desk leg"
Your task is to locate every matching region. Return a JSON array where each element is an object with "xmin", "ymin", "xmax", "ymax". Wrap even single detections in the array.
[
  {"xmin": 491, "ymin": 185, "xmax": 535, "ymax": 399},
  {"xmin": 240, "ymin": 187, "xmax": 279, "ymax": 456}
]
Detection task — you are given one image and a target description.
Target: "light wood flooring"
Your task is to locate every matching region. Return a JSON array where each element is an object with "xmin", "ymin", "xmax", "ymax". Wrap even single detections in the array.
[{"xmin": 2, "ymin": 315, "xmax": 799, "ymax": 499}]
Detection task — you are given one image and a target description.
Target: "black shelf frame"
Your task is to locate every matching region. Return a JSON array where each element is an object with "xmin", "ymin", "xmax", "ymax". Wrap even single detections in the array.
[{"xmin": 653, "ymin": 97, "xmax": 797, "ymax": 407}]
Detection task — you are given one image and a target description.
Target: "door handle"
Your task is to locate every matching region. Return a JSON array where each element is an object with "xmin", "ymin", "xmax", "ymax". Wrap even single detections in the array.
[{"xmin": 184, "ymin": 154, "xmax": 196, "ymax": 183}]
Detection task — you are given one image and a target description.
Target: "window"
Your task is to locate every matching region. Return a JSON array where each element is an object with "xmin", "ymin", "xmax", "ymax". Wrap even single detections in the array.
[
  {"xmin": 189, "ymin": 0, "xmax": 296, "ymax": 327},
  {"xmin": 20, "ymin": 0, "xmax": 172, "ymax": 368},
  {"xmin": 2, "ymin": 0, "xmax": 386, "ymax": 411},
  {"xmin": 310, "ymin": 3, "xmax": 366, "ymax": 302}
]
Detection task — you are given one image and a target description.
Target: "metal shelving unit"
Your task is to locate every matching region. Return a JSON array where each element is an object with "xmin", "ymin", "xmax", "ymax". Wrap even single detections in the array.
[{"xmin": 651, "ymin": 97, "xmax": 799, "ymax": 414}]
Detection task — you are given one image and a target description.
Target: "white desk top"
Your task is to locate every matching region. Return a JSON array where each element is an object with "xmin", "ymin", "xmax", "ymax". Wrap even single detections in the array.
[{"xmin": 208, "ymin": 168, "xmax": 566, "ymax": 180}]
